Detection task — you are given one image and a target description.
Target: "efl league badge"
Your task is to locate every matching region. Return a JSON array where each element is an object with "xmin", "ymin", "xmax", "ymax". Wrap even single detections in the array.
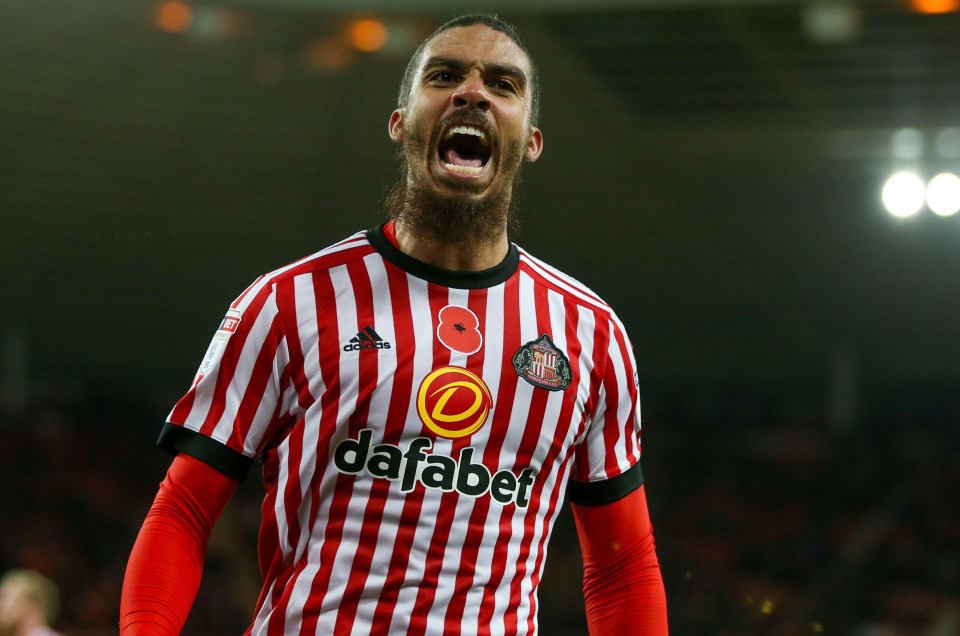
[
  {"xmin": 512, "ymin": 334, "xmax": 571, "ymax": 391},
  {"xmin": 197, "ymin": 309, "xmax": 242, "ymax": 380}
]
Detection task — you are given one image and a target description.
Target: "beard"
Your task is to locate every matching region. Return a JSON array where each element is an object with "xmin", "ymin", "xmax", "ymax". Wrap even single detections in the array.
[{"xmin": 385, "ymin": 114, "xmax": 527, "ymax": 246}]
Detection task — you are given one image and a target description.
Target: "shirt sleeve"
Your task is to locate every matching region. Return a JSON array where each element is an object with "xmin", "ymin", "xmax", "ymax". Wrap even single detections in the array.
[
  {"xmin": 568, "ymin": 312, "xmax": 644, "ymax": 506},
  {"xmin": 158, "ymin": 277, "xmax": 290, "ymax": 479}
]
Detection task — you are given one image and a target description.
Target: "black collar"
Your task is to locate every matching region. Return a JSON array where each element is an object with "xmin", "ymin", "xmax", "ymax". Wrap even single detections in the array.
[{"xmin": 366, "ymin": 223, "xmax": 519, "ymax": 290}]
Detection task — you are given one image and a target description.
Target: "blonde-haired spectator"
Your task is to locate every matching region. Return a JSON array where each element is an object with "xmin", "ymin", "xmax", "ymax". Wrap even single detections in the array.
[{"xmin": 0, "ymin": 570, "xmax": 62, "ymax": 636}]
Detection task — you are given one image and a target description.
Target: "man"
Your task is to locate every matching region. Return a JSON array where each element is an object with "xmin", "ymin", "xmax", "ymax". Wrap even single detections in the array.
[
  {"xmin": 0, "ymin": 569, "xmax": 62, "ymax": 636},
  {"xmin": 121, "ymin": 14, "xmax": 668, "ymax": 635}
]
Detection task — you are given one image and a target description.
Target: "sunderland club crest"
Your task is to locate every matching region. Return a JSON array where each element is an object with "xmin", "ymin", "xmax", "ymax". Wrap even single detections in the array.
[{"xmin": 512, "ymin": 334, "xmax": 571, "ymax": 391}]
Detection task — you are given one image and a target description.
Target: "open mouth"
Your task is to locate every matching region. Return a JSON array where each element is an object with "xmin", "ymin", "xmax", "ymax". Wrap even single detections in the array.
[{"xmin": 437, "ymin": 125, "xmax": 492, "ymax": 177}]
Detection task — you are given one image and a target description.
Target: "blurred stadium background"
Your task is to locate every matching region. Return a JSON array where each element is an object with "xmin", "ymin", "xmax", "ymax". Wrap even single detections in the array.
[{"xmin": 1, "ymin": 0, "xmax": 959, "ymax": 633}]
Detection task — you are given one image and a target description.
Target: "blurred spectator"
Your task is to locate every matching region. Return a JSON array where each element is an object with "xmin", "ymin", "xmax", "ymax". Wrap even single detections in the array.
[{"xmin": 0, "ymin": 569, "xmax": 62, "ymax": 636}]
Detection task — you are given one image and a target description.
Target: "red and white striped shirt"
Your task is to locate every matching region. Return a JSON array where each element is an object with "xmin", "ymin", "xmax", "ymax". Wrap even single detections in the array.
[{"xmin": 159, "ymin": 224, "xmax": 644, "ymax": 636}]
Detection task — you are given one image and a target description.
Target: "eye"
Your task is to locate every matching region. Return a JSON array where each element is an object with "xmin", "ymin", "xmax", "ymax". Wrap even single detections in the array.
[
  {"xmin": 428, "ymin": 70, "xmax": 457, "ymax": 83},
  {"xmin": 490, "ymin": 79, "xmax": 517, "ymax": 93}
]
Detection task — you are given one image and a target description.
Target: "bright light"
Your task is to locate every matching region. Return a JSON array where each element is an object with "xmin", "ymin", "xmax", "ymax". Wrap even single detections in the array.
[
  {"xmin": 910, "ymin": 0, "xmax": 959, "ymax": 13},
  {"xmin": 155, "ymin": 0, "xmax": 193, "ymax": 34},
  {"xmin": 347, "ymin": 19, "xmax": 389, "ymax": 52},
  {"xmin": 926, "ymin": 173, "xmax": 960, "ymax": 217},
  {"xmin": 882, "ymin": 172, "xmax": 925, "ymax": 218}
]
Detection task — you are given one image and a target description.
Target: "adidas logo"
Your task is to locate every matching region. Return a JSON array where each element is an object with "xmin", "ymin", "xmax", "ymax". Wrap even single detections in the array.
[{"xmin": 343, "ymin": 325, "xmax": 392, "ymax": 352}]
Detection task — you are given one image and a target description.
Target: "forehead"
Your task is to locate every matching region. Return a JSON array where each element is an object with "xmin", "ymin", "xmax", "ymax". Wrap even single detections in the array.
[
  {"xmin": 0, "ymin": 581, "xmax": 26, "ymax": 603},
  {"xmin": 418, "ymin": 25, "xmax": 531, "ymax": 76}
]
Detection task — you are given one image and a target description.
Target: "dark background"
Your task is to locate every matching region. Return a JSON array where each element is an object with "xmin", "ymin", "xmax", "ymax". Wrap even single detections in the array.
[{"xmin": 1, "ymin": 0, "xmax": 958, "ymax": 634}]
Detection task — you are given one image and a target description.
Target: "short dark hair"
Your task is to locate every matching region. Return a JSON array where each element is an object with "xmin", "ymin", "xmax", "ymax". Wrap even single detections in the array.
[{"xmin": 397, "ymin": 14, "xmax": 540, "ymax": 127}]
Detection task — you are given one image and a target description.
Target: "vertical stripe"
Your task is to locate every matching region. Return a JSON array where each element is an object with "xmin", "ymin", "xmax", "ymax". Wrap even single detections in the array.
[
  {"xmin": 331, "ymin": 253, "xmax": 400, "ymax": 634},
  {"xmin": 572, "ymin": 314, "xmax": 611, "ymax": 483},
  {"xmin": 610, "ymin": 316, "xmax": 642, "ymax": 463},
  {"xmin": 251, "ymin": 277, "xmax": 311, "ymax": 633},
  {"xmin": 519, "ymin": 295, "xmax": 588, "ymax": 634},
  {"xmin": 383, "ymin": 280, "xmax": 454, "ymax": 634},
  {"xmin": 296, "ymin": 259, "xmax": 376, "ymax": 635},
  {"xmin": 438, "ymin": 281, "xmax": 507, "ymax": 634},
  {"xmin": 347, "ymin": 258, "xmax": 419, "ymax": 633},
  {"xmin": 368, "ymin": 275, "xmax": 443, "ymax": 633},
  {"xmin": 500, "ymin": 279, "xmax": 562, "ymax": 635},
  {"xmin": 476, "ymin": 272, "xmax": 538, "ymax": 632},
  {"xmin": 412, "ymin": 286, "xmax": 490, "ymax": 636},
  {"xmin": 266, "ymin": 267, "xmax": 345, "ymax": 635},
  {"xmin": 230, "ymin": 312, "xmax": 285, "ymax": 456}
]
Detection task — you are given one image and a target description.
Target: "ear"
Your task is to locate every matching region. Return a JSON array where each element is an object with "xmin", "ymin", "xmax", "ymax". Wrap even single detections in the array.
[
  {"xmin": 388, "ymin": 109, "xmax": 405, "ymax": 142},
  {"xmin": 524, "ymin": 127, "xmax": 543, "ymax": 162}
]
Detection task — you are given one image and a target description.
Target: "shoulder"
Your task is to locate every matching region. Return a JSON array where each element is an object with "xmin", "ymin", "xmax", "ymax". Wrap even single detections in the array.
[
  {"xmin": 262, "ymin": 229, "xmax": 376, "ymax": 287},
  {"xmin": 516, "ymin": 245, "xmax": 617, "ymax": 321},
  {"xmin": 230, "ymin": 229, "xmax": 376, "ymax": 310}
]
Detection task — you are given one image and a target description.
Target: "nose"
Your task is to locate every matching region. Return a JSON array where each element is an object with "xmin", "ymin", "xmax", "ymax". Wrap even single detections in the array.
[{"xmin": 452, "ymin": 74, "xmax": 490, "ymax": 112}]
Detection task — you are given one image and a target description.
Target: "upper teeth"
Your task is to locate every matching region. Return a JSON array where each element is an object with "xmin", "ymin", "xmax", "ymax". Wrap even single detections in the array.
[{"xmin": 445, "ymin": 125, "xmax": 486, "ymax": 142}]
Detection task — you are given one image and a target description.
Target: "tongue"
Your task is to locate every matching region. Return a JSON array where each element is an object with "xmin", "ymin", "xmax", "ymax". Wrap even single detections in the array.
[{"xmin": 444, "ymin": 148, "xmax": 483, "ymax": 169}]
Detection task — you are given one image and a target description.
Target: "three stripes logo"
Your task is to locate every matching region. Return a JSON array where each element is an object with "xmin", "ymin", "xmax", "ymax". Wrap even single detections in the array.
[{"xmin": 343, "ymin": 325, "xmax": 392, "ymax": 352}]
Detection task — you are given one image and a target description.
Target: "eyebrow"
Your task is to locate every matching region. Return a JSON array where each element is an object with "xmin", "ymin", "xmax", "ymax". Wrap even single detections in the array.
[{"xmin": 422, "ymin": 56, "xmax": 528, "ymax": 89}]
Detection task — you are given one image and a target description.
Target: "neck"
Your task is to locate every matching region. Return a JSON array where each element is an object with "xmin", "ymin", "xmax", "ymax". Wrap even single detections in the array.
[{"xmin": 392, "ymin": 219, "xmax": 509, "ymax": 271}]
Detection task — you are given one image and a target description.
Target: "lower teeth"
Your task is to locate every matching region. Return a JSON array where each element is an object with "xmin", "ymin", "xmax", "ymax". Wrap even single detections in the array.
[{"xmin": 444, "ymin": 162, "xmax": 483, "ymax": 175}]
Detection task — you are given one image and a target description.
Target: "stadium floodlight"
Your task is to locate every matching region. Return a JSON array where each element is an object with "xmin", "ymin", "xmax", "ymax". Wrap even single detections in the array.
[
  {"xmin": 882, "ymin": 171, "xmax": 926, "ymax": 218},
  {"xmin": 926, "ymin": 172, "xmax": 960, "ymax": 217}
]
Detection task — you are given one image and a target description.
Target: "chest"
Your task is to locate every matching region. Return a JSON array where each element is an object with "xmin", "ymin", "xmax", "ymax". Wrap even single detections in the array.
[{"xmin": 288, "ymin": 272, "xmax": 600, "ymax": 470}]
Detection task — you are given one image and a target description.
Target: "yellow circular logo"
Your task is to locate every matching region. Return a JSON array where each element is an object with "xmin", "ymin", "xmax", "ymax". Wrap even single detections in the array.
[{"xmin": 416, "ymin": 366, "xmax": 493, "ymax": 439}]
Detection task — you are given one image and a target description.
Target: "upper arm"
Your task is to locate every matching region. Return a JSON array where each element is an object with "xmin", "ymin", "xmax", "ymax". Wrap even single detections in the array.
[
  {"xmin": 160, "ymin": 279, "xmax": 292, "ymax": 479},
  {"xmin": 572, "ymin": 484, "xmax": 653, "ymax": 562},
  {"xmin": 569, "ymin": 313, "xmax": 644, "ymax": 505}
]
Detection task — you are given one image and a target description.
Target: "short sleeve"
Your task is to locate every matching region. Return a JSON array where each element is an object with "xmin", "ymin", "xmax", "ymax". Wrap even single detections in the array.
[
  {"xmin": 567, "ymin": 313, "xmax": 644, "ymax": 506},
  {"xmin": 158, "ymin": 278, "xmax": 289, "ymax": 480}
]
